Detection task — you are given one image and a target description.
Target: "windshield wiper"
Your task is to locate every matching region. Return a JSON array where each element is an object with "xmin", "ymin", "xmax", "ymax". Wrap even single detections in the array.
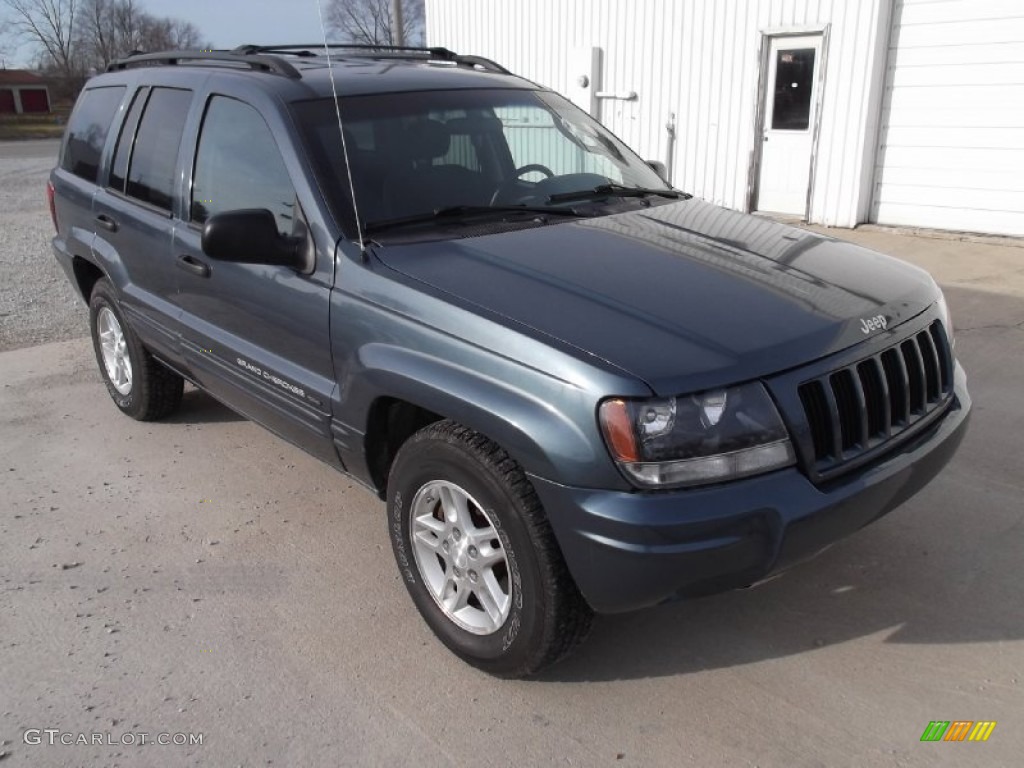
[
  {"xmin": 363, "ymin": 204, "xmax": 586, "ymax": 234},
  {"xmin": 547, "ymin": 184, "xmax": 687, "ymax": 204}
]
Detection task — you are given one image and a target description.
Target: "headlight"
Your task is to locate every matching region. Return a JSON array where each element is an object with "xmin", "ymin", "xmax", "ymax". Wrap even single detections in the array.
[{"xmin": 598, "ymin": 382, "xmax": 795, "ymax": 489}]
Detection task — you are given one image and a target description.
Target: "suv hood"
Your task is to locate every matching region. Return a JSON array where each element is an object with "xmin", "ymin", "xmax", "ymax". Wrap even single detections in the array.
[{"xmin": 373, "ymin": 200, "xmax": 939, "ymax": 396}]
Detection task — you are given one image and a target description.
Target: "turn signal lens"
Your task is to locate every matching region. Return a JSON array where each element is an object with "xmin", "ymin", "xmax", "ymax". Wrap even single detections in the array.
[{"xmin": 598, "ymin": 398, "xmax": 639, "ymax": 463}]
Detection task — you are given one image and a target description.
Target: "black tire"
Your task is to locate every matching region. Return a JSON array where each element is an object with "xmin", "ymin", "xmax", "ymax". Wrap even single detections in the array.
[
  {"xmin": 89, "ymin": 278, "xmax": 183, "ymax": 421},
  {"xmin": 387, "ymin": 420, "xmax": 593, "ymax": 677}
]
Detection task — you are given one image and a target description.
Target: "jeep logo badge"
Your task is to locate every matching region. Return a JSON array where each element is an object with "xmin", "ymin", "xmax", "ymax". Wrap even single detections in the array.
[{"xmin": 860, "ymin": 314, "xmax": 888, "ymax": 334}]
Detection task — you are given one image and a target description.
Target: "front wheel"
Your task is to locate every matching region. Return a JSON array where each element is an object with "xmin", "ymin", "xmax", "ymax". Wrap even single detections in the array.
[{"xmin": 387, "ymin": 421, "xmax": 592, "ymax": 677}]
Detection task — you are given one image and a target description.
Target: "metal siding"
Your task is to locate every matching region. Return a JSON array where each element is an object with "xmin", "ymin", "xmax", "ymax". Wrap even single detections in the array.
[
  {"xmin": 873, "ymin": 0, "xmax": 1024, "ymax": 236},
  {"xmin": 426, "ymin": 0, "xmax": 887, "ymax": 227}
]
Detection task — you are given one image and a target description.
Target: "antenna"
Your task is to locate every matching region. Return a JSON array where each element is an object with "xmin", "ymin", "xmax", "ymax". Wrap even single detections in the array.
[{"xmin": 315, "ymin": 0, "xmax": 366, "ymax": 252}]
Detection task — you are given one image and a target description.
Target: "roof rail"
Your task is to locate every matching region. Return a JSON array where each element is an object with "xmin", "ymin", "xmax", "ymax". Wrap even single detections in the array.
[
  {"xmin": 107, "ymin": 49, "xmax": 301, "ymax": 78},
  {"xmin": 233, "ymin": 43, "xmax": 511, "ymax": 74},
  {"xmin": 105, "ymin": 45, "xmax": 512, "ymax": 79}
]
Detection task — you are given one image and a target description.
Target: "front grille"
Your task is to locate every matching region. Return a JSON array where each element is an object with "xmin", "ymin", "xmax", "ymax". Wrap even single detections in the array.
[{"xmin": 798, "ymin": 321, "xmax": 953, "ymax": 477}]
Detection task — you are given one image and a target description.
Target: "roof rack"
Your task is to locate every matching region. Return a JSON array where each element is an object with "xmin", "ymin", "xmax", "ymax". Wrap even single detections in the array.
[
  {"xmin": 105, "ymin": 44, "xmax": 512, "ymax": 79},
  {"xmin": 107, "ymin": 49, "xmax": 301, "ymax": 78},
  {"xmin": 232, "ymin": 43, "xmax": 511, "ymax": 74}
]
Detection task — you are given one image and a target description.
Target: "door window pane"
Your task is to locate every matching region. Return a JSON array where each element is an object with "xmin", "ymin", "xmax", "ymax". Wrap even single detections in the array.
[
  {"xmin": 191, "ymin": 96, "xmax": 296, "ymax": 235},
  {"xmin": 771, "ymin": 48, "xmax": 816, "ymax": 131},
  {"xmin": 126, "ymin": 88, "xmax": 193, "ymax": 210},
  {"xmin": 61, "ymin": 86, "xmax": 126, "ymax": 182},
  {"xmin": 109, "ymin": 87, "xmax": 149, "ymax": 192}
]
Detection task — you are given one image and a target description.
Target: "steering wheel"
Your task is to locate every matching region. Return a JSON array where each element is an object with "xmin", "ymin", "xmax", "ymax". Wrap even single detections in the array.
[{"xmin": 490, "ymin": 164, "xmax": 556, "ymax": 205}]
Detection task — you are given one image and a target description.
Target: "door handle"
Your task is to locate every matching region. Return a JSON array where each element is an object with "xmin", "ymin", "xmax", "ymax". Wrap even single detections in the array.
[
  {"xmin": 176, "ymin": 254, "xmax": 211, "ymax": 278},
  {"xmin": 95, "ymin": 214, "xmax": 118, "ymax": 232}
]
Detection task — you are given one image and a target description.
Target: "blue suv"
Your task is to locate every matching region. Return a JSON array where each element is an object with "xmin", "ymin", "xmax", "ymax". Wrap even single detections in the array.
[{"xmin": 48, "ymin": 45, "xmax": 970, "ymax": 677}]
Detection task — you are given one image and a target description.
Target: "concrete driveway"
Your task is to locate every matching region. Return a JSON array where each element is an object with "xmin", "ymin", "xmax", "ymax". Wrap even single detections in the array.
[{"xmin": 2, "ymin": 191, "xmax": 1023, "ymax": 763}]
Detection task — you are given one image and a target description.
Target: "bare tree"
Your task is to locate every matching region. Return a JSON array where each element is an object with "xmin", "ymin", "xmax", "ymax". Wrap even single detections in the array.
[
  {"xmin": 326, "ymin": 0, "xmax": 424, "ymax": 47},
  {"xmin": 106, "ymin": 0, "xmax": 139, "ymax": 52},
  {"xmin": 137, "ymin": 16, "xmax": 203, "ymax": 52},
  {"xmin": 76, "ymin": 0, "xmax": 115, "ymax": 67},
  {"xmin": 1, "ymin": 0, "xmax": 79, "ymax": 77},
  {"xmin": 74, "ymin": 0, "xmax": 206, "ymax": 71}
]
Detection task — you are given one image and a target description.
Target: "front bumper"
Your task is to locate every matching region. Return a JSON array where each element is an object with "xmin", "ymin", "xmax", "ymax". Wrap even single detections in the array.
[{"xmin": 530, "ymin": 366, "xmax": 970, "ymax": 614}]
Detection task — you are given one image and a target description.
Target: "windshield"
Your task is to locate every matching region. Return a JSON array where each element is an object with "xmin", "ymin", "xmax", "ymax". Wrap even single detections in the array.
[{"xmin": 293, "ymin": 88, "xmax": 673, "ymax": 238}]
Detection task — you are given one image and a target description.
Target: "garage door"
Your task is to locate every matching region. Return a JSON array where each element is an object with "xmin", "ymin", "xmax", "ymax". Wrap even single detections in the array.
[
  {"xmin": 19, "ymin": 88, "xmax": 49, "ymax": 113},
  {"xmin": 872, "ymin": 0, "xmax": 1024, "ymax": 237}
]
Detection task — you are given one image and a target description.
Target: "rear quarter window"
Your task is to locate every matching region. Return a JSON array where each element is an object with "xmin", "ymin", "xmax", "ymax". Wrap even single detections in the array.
[{"xmin": 61, "ymin": 86, "xmax": 126, "ymax": 182}]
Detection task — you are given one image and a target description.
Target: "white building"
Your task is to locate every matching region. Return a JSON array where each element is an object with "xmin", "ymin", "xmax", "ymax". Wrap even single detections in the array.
[{"xmin": 426, "ymin": 0, "xmax": 1024, "ymax": 237}]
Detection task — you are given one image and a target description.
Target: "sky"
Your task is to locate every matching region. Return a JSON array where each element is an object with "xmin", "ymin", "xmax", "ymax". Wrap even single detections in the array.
[
  {"xmin": 2, "ymin": 0, "xmax": 345, "ymax": 66},
  {"xmin": 157, "ymin": 0, "xmax": 337, "ymax": 48}
]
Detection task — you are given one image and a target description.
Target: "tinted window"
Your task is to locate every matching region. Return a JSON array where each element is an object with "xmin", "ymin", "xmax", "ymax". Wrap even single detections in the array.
[
  {"xmin": 772, "ymin": 48, "xmax": 816, "ymax": 131},
  {"xmin": 109, "ymin": 87, "xmax": 149, "ymax": 192},
  {"xmin": 191, "ymin": 96, "xmax": 296, "ymax": 235},
  {"xmin": 126, "ymin": 88, "xmax": 192, "ymax": 210},
  {"xmin": 61, "ymin": 86, "xmax": 125, "ymax": 182}
]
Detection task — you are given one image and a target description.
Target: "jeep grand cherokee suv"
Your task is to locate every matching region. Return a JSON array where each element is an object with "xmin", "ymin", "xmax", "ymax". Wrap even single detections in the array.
[{"xmin": 49, "ymin": 45, "xmax": 970, "ymax": 677}]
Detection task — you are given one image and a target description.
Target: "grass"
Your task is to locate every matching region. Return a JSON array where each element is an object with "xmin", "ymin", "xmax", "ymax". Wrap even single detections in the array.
[{"xmin": 0, "ymin": 109, "xmax": 69, "ymax": 140}]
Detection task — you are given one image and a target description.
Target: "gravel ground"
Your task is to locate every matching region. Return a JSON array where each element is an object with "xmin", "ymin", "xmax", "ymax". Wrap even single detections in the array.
[{"xmin": 0, "ymin": 140, "xmax": 87, "ymax": 353}]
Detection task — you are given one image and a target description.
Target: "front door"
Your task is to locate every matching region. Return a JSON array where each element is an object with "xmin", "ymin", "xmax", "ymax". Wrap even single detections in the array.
[
  {"xmin": 174, "ymin": 93, "xmax": 340, "ymax": 468},
  {"xmin": 756, "ymin": 35, "xmax": 822, "ymax": 216}
]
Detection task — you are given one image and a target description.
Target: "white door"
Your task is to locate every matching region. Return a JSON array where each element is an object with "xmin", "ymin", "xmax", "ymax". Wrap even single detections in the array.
[{"xmin": 756, "ymin": 35, "xmax": 823, "ymax": 216}]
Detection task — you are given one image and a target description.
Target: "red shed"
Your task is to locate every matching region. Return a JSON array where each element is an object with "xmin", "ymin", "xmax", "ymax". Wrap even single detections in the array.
[{"xmin": 0, "ymin": 70, "xmax": 51, "ymax": 114}]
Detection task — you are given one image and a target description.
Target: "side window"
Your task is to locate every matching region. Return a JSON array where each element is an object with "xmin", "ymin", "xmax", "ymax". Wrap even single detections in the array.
[
  {"xmin": 191, "ymin": 96, "xmax": 296, "ymax": 236},
  {"xmin": 125, "ymin": 88, "xmax": 192, "ymax": 211},
  {"xmin": 61, "ymin": 86, "xmax": 126, "ymax": 182},
  {"xmin": 109, "ymin": 87, "xmax": 149, "ymax": 192}
]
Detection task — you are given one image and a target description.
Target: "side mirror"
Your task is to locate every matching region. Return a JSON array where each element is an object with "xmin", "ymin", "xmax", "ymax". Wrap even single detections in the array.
[
  {"xmin": 646, "ymin": 160, "xmax": 668, "ymax": 181},
  {"xmin": 201, "ymin": 209, "xmax": 304, "ymax": 269}
]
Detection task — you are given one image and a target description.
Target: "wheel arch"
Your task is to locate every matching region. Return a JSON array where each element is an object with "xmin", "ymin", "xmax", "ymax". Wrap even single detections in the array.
[
  {"xmin": 348, "ymin": 343, "xmax": 614, "ymax": 498},
  {"xmin": 72, "ymin": 255, "xmax": 107, "ymax": 301}
]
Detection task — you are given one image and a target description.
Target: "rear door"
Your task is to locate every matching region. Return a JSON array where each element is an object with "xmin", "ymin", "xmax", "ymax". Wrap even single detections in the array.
[
  {"xmin": 172, "ymin": 92, "xmax": 339, "ymax": 466},
  {"xmin": 52, "ymin": 85, "xmax": 128, "ymax": 284},
  {"xmin": 91, "ymin": 85, "xmax": 194, "ymax": 365}
]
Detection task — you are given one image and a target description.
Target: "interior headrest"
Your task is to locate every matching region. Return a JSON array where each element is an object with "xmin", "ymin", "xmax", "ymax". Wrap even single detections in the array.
[
  {"xmin": 404, "ymin": 119, "xmax": 451, "ymax": 161},
  {"xmin": 444, "ymin": 116, "xmax": 504, "ymax": 135}
]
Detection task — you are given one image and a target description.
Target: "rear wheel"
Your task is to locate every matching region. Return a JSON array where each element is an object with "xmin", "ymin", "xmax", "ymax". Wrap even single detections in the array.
[
  {"xmin": 89, "ymin": 278, "xmax": 183, "ymax": 421},
  {"xmin": 387, "ymin": 420, "xmax": 592, "ymax": 677}
]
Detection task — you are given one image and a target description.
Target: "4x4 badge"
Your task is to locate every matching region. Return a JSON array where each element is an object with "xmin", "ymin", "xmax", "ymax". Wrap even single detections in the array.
[{"xmin": 860, "ymin": 314, "xmax": 888, "ymax": 334}]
